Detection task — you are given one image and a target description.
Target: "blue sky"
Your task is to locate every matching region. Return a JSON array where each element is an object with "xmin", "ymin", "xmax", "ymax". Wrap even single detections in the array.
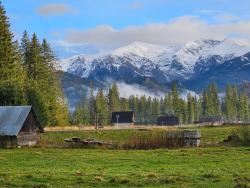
[{"xmin": 3, "ymin": 0, "xmax": 250, "ymax": 58}]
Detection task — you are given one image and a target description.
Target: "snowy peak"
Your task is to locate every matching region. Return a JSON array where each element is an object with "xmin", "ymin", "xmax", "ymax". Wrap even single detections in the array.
[
  {"xmin": 112, "ymin": 41, "xmax": 169, "ymax": 59},
  {"xmin": 179, "ymin": 38, "xmax": 249, "ymax": 56},
  {"xmin": 181, "ymin": 39, "xmax": 221, "ymax": 56},
  {"xmin": 172, "ymin": 39, "xmax": 250, "ymax": 70},
  {"xmin": 60, "ymin": 38, "xmax": 250, "ymax": 81},
  {"xmin": 209, "ymin": 39, "xmax": 250, "ymax": 58}
]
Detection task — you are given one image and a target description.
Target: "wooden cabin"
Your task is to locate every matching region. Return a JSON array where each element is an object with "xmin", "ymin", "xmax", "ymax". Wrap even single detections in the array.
[
  {"xmin": 0, "ymin": 106, "xmax": 42, "ymax": 148},
  {"xmin": 157, "ymin": 115, "xmax": 179, "ymax": 126},
  {"xmin": 111, "ymin": 111, "xmax": 135, "ymax": 126}
]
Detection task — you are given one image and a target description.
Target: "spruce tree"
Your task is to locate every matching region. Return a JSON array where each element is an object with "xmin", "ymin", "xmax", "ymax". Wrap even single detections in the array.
[
  {"xmin": 171, "ymin": 81, "xmax": 182, "ymax": 120},
  {"xmin": 138, "ymin": 95, "xmax": 147, "ymax": 124},
  {"xmin": 88, "ymin": 81, "xmax": 96, "ymax": 125},
  {"xmin": 0, "ymin": 3, "xmax": 26, "ymax": 105},
  {"xmin": 225, "ymin": 85, "xmax": 237, "ymax": 122},
  {"xmin": 96, "ymin": 88, "xmax": 109, "ymax": 125},
  {"xmin": 187, "ymin": 93, "xmax": 195, "ymax": 124},
  {"xmin": 120, "ymin": 97, "xmax": 129, "ymax": 111},
  {"xmin": 20, "ymin": 30, "xmax": 30, "ymax": 68},
  {"xmin": 145, "ymin": 96, "xmax": 152, "ymax": 124},
  {"xmin": 41, "ymin": 39, "xmax": 68, "ymax": 125},
  {"xmin": 201, "ymin": 83, "xmax": 221, "ymax": 118},
  {"xmin": 152, "ymin": 98, "xmax": 160, "ymax": 123},
  {"xmin": 108, "ymin": 82, "xmax": 120, "ymax": 112}
]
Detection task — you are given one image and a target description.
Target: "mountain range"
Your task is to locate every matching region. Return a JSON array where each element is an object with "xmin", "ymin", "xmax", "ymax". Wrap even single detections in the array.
[{"xmin": 58, "ymin": 39, "xmax": 250, "ymax": 108}]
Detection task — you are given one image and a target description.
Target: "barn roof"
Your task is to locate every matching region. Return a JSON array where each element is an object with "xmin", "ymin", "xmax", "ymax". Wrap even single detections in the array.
[{"xmin": 0, "ymin": 106, "xmax": 33, "ymax": 136}]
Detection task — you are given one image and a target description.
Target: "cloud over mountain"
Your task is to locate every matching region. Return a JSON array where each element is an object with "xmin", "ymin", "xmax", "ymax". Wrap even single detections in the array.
[{"xmin": 64, "ymin": 16, "xmax": 250, "ymax": 49}]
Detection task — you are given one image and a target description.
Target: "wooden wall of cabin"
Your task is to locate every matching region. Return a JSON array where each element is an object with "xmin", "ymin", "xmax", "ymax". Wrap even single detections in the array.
[
  {"xmin": 0, "ymin": 136, "xmax": 17, "ymax": 148},
  {"xmin": 17, "ymin": 112, "xmax": 40, "ymax": 146}
]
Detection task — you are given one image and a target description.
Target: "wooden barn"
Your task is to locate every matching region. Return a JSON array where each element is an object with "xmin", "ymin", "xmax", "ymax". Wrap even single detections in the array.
[
  {"xmin": 0, "ymin": 106, "xmax": 42, "ymax": 148},
  {"xmin": 111, "ymin": 111, "xmax": 135, "ymax": 126},
  {"xmin": 157, "ymin": 115, "xmax": 179, "ymax": 126}
]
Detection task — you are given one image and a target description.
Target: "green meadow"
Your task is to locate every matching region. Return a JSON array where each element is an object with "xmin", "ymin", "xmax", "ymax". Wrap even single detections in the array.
[
  {"xmin": 0, "ymin": 126, "xmax": 249, "ymax": 188},
  {"xmin": 39, "ymin": 126, "xmax": 235, "ymax": 148}
]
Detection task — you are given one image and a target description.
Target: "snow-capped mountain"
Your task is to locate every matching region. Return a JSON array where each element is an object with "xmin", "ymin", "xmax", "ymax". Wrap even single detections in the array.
[
  {"xmin": 59, "ymin": 39, "xmax": 250, "ymax": 92},
  {"xmin": 60, "ymin": 39, "xmax": 249, "ymax": 80}
]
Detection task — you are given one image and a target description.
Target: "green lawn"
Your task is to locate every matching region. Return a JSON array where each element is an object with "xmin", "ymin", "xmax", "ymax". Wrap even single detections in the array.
[
  {"xmin": 0, "ymin": 147, "xmax": 249, "ymax": 187},
  {"xmin": 0, "ymin": 126, "xmax": 249, "ymax": 187}
]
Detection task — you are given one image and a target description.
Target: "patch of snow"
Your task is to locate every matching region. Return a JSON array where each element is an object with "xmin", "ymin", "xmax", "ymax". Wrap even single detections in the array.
[
  {"xmin": 241, "ymin": 56, "xmax": 249, "ymax": 62},
  {"xmin": 242, "ymin": 63, "xmax": 250, "ymax": 67}
]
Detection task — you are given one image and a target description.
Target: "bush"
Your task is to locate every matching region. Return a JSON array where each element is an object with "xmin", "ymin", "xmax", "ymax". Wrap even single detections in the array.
[
  {"xmin": 236, "ymin": 125, "xmax": 250, "ymax": 146},
  {"xmin": 226, "ymin": 125, "xmax": 250, "ymax": 146},
  {"xmin": 122, "ymin": 130, "xmax": 184, "ymax": 149}
]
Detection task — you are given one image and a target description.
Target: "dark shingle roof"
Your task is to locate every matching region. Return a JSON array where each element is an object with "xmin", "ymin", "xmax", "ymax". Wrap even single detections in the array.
[
  {"xmin": 111, "ymin": 111, "xmax": 134, "ymax": 123},
  {"xmin": 0, "ymin": 106, "xmax": 32, "ymax": 136},
  {"xmin": 157, "ymin": 115, "xmax": 179, "ymax": 125}
]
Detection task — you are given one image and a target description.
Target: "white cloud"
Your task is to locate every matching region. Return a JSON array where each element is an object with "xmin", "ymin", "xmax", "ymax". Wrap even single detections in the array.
[
  {"xmin": 37, "ymin": 3, "xmax": 79, "ymax": 16},
  {"xmin": 116, "ymin": 82, "xmax": 164, "ymax": 98},
  {"xmin": 63, "ymin": 16, "xmax": 250, "ymax": 48},
  {"xmin": 52, "ymin": 40, "xmax": 101, "ymax": 58}
]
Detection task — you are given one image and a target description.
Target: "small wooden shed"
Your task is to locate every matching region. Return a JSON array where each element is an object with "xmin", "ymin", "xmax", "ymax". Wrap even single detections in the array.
[
  {"xmin": 157, "ymin": 115, "xmax": 179, "ymax": 126},
  {"xmin": 0, "ymin": 106, "xmax": 42, "ymax": 148},
  {"xmin": 111, "ymin": 111, "xmax": 135, "ymax": 126}
]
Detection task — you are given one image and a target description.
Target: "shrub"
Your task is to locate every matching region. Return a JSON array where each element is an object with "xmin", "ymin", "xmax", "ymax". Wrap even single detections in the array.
[
  {"xmin": 236, "ymin": 125, "xmax": 250, "ymax": 146},
  {"xmin": 122, "ymin": 130, "xmax": 184, "ymax": 149},
  {"xmin": 226, "ymin": 125, "xmax": 250, "ymax": 146}
]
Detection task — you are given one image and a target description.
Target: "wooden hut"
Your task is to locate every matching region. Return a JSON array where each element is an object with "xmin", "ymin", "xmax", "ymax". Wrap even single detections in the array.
[
  {"xmin": 111, "ymin": 111, "xmax": 135, "ymax": 126},
  {"xmin": 0, "ymin": 106, "xmax": 42, "ymax": 148},
  {"xmin": 157, "ymin": 115, "xmax": 179, "ymax": 126}
]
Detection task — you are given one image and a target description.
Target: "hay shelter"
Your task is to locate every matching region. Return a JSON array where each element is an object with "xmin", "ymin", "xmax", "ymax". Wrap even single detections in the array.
[{"xmin": 0, "ymin": 106, "xmax": 42, "ymax": 148}]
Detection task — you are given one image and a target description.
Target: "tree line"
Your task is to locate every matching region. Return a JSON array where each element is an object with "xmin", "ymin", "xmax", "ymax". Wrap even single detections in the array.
[
  {"xmin": 0, "ymin": 3, "xmax": 68, "ymax": 126},
  {"xmin": 72, "ymin": 82, "xmax": 250, "ymax": 125}
]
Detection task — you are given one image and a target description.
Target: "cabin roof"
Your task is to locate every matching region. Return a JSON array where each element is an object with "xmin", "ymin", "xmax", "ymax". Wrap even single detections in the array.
[
  {"xmin": 111, "ymin": 111, "xmax": 134, "ymax": 123},
  {"xmin": 157, "ymin": 115, "xmax": 178, "ymax": 119},
  {"xmin": 0, "ymin": 106, "xmax": 34, "ymax": 136},
  {"xmin": 157, "ymin": 115, "xmax": 179, "ymax": 125},
  {"xmin": 199, "ymin": 117, "xmax": 223, "ymax": 122}
]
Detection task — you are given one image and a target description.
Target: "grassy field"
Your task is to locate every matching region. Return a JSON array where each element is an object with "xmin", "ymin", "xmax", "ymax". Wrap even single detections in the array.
[
  {"xmin": 0, "ymin": 147, "xmax": 249, "ymax": 187},
  {"xmin": 0, "ymin": 126, "xmax": 249, "ymax": 187},
  {"xmin": 40, "ymin": 126, "xmax": 236, "ymax": 148}
]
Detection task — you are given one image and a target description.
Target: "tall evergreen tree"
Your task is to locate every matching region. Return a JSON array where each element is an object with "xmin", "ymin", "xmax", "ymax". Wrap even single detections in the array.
[
  {"xmin": 224, "ymin": 85, "xmax": 237, "ymax": 121},
  {"xmin": 108, "ymin": 82, "xmax": 120, "ymax": 112},
  {"xmin": 20, "ymin": 30, "xmax": 30, "ymax": 68},
  {"xmin": 187, "ymin": 93, "xmax": 195, "ymax": 124},
  {"xmin": 120, "ymin": 97, "xmax": 129, "ymax": 111},
  {"xmin": 96, "ymin": 88, "xmax": 109, "ymax": 125},
  {"xmin": 88, "ymin": 81, "xmax": 96, "ymax": 125},
  {"xmin": 201, "ymin": 83, "xmax": 221, "ymax": 118},
  {"xmin": 0, "ymin": 3, "xmax": 26, "ymax": 105}
]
